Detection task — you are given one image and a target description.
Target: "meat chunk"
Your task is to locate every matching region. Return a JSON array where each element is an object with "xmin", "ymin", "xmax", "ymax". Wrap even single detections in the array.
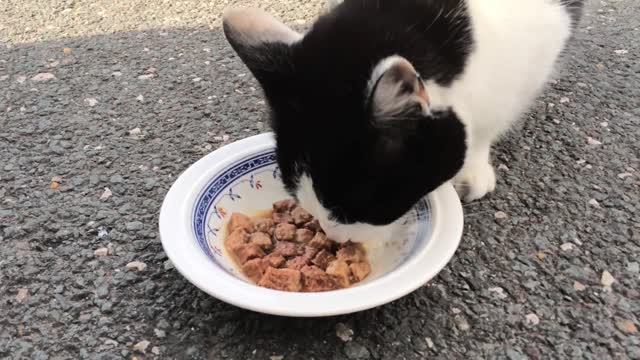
[
  {"xmin": 295, "ymin": 228, "xmax": 315, "ymax": 243},
  {"xmin": 273, "ymin": 199, "xmax": 296, "ymax": 212},
  {"xmin": 326, "ymin": 260, "xmax": 351, "ymax": 288},
  {"xmin": 242, "ymin": 258, "xmax": 268, "ymax": 283},
  {"xmin": 301, "ymin": 265, "xmax": 338, "ymax": 292},
  {"xmin": 250, "ymin": 232, "xmax": 273, "ymax": 249},
  {"xmin": 233, "ymin": 244, "xmax": 266, "ymax": 265},
  {"xmin": 304, "ymin": 219, "xmax": 322, "ymax": 232},
  {"xmin": 291, "ymin": 206, "xmax": 313, "ymax": 225},
  {"xmin": 263, "ymin": 252, "xmax": 286, "ymax": 268},
  {"xmin": 258, "ymin": 267, "xmax": 302, "ymax": 292},
  {"xmin": 272, "ymin": 211, "xmax": 293, "ymax": 224},
  {"xmin": 312, "ymin": 249, "xmax": 336, "ymax": 270},
  {"xmin": 225, "ymin": 228, "xmax": 249, "ymax": 251},
  {"xmin": 349, "ymin": 262, "xmax": 371, "ymax": 282},
  {"xmin": 228, "ymin": 213, "xmax": 253, "ymax": 232},
  {"xmin": 308, "ymin": 232, "xmax": 329, "ymax": 249},
  {"xmin": 336, "ymin": 241, "xmax": 366, "ymax": 264},
  {"xmin": 252, "ymin": 217, "xmax": 275, "ymax": 235},
  {"xmin": 302, "ymin": 246, "xmax": 319, "ymax": 262},
  {"xmin": 285, "ymin": 256, "xmax": 309, "ymax": 270},
  {"xmin": 273, "ymin": 241, "xmax": 301, "ymax": 257},
  {"xmin": 274, "ymin": 223, "xmax": 297, "ymax": 241}
]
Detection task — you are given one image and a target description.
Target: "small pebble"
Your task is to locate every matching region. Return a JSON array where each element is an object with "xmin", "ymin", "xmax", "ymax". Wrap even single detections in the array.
[
  {"xmin": 154, "ymin": 328, "xmax": 166, "ymax": 338},
  {"xmin": 498, "ymin": 164, "xmax": 509, "ymax": 171},
  {"xmin": 560, "ymin": 243, "xmax": 575, "ymax": 251},
  {"xmin": 587, "ymin": 137, "xmax": 602, "ymax": 146},
  {"xmin": 600, "ymin": 121, "xmax": 609, "ymax": 127},
  {"xmin": 100, "ymin": 301, "xmax": 113, "ymax": 313},
  {"xmin": 454, "ymin": 315, "xmax": 471, "ymax": 331},
  {"xmin": 560, "ymin": 97, "xmax": 570, "ymax": 103},
  {"xmin": 425, "ymin": 337, "xmax": 434, "ymax": 349},
  {"xmin": 573, "ymin": 281, "xmax": 587, "ymax": 291},
  {"xmin": 129, "ymin": 127, "xmax": 142, "ymax": 136},
  {"xmin": 126, "ymin": 261, "xmax": 147, "ymax": 271},
  {"xmin": 494, "ymin": 211, "xmax": 508, "ymax": 220},
  {"xmin": 164, "ymin": 260, "xmax": 174, "ymax": 270},
  {"xmin": 525, "ymin": 313, "xmax": 540, "ymax": 326},
  {"xmin": 84, "ymin": 98, "xmax": 98, "ymax": 106},
  {"xmin": 95, "ymin": 283, "xmax": 109, "ymax": 298},
  {"xmin": 151, "ymin": 347, "xmax": 160, "ymax": 355},
  {"xmin": 99, "ymin": 187, "xmax": 112, "ymax": 200},
  {"xmin": 138, "ymin": 74, "xmax": 155, "ymax": 80},
  {"xmin": 94, "ymin": 248, "xmax": 109, "ymax": 257},
  {"xmin": 136, "ymin": 95, "xmax": 144, "ymax": 102},
  {"xmin": 615, "ymin": 319, "xmax": 638, "ymax": 334},
  {"xmin": 614, "ymin": 49, "xmax": 628, "ymax": 55},
  {"xmin": 31, "ymin": 73, "xmax": 56, "ymax": 82},
  {"xmin": 133, "ymin": 340, "xmax": 150, "ymax": 353},
  {"xmin": 617, "ymin": 172, "xmax": 633, "ymax": 179},
  {"xmin": 336, "ymin": 322, "xmax": 354, "ymax": 342},
  {"xmin": 270, "ymin": 356, "xmax": 284, "ymax": 360},
  {"xmin": 588, "ymin": 199, "xmax": 600, "ymax": 208},
  {"xmin": 97, "ymin": 227, "xmax": 109, "ymax": 240},
  {"xmin": 488, "ymin": 287, "xmax": 508, "ymax": 299},
  {"xmin": 601, "ymin": 271, "xmax": 616, "ymax": 287},
  {"xmin": 126, "ymin": 221, "xmax": 144, "ymax": 231},
  {"xmin": 16, "ymin": 288, "xmax": 28, "ymax": 302}
]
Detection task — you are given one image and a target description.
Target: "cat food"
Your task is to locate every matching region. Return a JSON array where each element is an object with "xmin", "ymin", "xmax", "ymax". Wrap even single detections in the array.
[{"xmin": 224, "ymin": 200, "xmax": 371, "ymax": 292}]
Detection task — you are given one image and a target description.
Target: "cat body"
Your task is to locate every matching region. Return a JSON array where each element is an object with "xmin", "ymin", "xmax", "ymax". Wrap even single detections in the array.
[{"xmin": 223, "ymin": 0, "xmax": 582, "ymax": 242}]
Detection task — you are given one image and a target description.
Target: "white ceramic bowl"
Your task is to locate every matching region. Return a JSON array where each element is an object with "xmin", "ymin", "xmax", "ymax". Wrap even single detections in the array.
[{"xmin": 159, "ymin": 133, "xmax": 463, "ymax": 317}]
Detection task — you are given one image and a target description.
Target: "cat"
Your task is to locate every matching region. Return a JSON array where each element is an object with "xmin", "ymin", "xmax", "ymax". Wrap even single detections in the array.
[{"xmin": 222, "ymin": 0, "xmax": 583, "ymax": 242}]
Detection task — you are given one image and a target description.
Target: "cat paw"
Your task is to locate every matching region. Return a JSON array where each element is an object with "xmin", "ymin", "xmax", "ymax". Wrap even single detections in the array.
[{"xmin": 453, "ymin": 161, "xmax": 497, "ymax": 202}]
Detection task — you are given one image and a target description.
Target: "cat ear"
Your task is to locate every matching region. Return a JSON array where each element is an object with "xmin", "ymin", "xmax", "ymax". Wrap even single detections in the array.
[
  {"xmin": 369, "ymin": 56, "xmax": 430, "ymax": 119},
  {"xmin": 223, "ymin": 8, "xmax": 301, "ymax": 84}
]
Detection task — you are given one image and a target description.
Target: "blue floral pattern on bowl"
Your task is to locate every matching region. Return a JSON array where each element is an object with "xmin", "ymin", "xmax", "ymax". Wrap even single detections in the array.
[{"xmin": 192, "ymin": 150, "xmax": 433, "ymax": 277}]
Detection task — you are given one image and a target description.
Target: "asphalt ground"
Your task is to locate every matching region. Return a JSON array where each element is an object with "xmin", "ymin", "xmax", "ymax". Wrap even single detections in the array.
[{"xmin": 0, "ymin": 0, "xmax": 638, "ymax": 359}]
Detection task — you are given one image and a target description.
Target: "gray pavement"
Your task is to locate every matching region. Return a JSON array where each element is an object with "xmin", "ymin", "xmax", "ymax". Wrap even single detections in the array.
[{"xmin": 1, "ymin": 0, "xmax": 639, "ymax": 359}]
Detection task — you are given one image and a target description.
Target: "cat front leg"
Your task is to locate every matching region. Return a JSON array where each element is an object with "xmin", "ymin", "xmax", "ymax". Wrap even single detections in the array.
[{"xmin": 453, "ymin": 136, "xmax": 497, "ymax": 202}]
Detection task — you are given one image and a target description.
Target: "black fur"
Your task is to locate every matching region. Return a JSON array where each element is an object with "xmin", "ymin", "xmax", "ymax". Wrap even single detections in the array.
[{"xmin": 224, "ymin": 0, "xmax": 471, "ymax": 225}]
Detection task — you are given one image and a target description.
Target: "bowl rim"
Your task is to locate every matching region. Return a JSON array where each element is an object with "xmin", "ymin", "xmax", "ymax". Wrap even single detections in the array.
[{"xmin": 159, "ymin": 132, "xmax": 464, "ymax": 317}]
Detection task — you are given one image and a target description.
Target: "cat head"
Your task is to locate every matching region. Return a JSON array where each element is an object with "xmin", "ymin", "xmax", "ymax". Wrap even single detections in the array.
[{"xmin": 223, "ymin": 6, "xmax": 467, "ymax": 242}]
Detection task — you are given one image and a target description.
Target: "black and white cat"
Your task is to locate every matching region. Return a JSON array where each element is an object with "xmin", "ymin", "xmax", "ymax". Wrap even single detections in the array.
[{"xmin": 223, "ymin": 0, "xmax": 583, "ymax": 242}]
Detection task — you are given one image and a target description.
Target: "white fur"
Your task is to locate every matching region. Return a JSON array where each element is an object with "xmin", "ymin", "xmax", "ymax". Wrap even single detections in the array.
[{"xmin": 427, "ymin": 0, "xmax": 572, "ymax": 201}]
